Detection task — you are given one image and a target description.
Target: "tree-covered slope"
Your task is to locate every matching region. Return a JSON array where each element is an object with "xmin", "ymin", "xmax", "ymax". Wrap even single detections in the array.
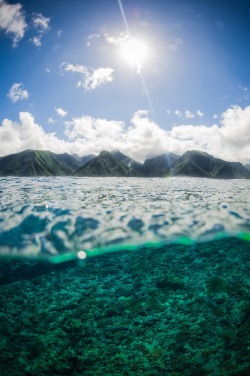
[
  {"xmin": 169, "ymin": 150, "xmax": 250, "ymax": 179},
  {"xmin": 74, "ymin": 151, "xmax": 139, "ymax": 177},
  {"xmin": 111, "ymin": 150, "xmax": 145, "ymax": 176},
  {"xmin": 0, "ymin": 150, "xmax": 73, "ymax": 176},
  {"xmin": 142, "ymin": 153, "xmax": 179, "ymax": 177}
]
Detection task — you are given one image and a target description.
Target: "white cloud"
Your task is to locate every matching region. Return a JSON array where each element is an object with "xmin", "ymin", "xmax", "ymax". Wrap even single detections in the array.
[
  {"xmin": 86, "ymin": 33, "xmax": 100, "ymax": 46},
  {"xmin": 30, "ymin": 12, "xmax": 51, "ymax": 47},
  {"xmin": 0, "ymin": 112, "xmax": 68, "ymax": 157},
  {"xmin": 29, "ymin": 35, "xmax": 42, "ymax": 47},
  {"xmin": 124, "ymin": 111, "xmax": 169, "ymax": 161},
  {"xmin": 48, "ymin": 117, "xmax": 57, "ymax": 125},
  {"xmin": 0, "ymin": 0, "xmax": 27, "ymax": 46},
  {"xmin": 197, "ymin": 110, "xmax": 204, "ymax": 117},
  {"xmin": 1, "ymin": 106, "xmax": 250, "ymax": 164},
  {"xmin": 185, "ymin": 110, "xmax": 195, "ymax": 119},
  {"xmin": 55, "ymin": 107, "xmax": 67, "ymax": 117},
  {"xmin": 174, "ymin": 110, "xmax": 182, "ymax": 118},
  {"xmin": 166, "ymin": 109, "xmax": 171, "ymax": 115},
  {"xmin": 57, "ymin": 30, "xmax": 62, "ymax": 38},
  {"xmin": 63, "ymin": 63, "xmax": 114, "ymax": 91},
  {"xmin": 65, "ymin": 116, "xmax": 124, "ymax": 148},
  {"xmin": 82, "ymin": 68, "xmax": 114, "ymax": 91},
  {"xmin": 174, "ymin": 109, "xmax": 204, "ymax": 119},
  {"xmin": 63, "ymin": 63, "xmax": 88, "ymax": 75},
  {"xmin": 103, "ymin": 32, "xmax": 128, "ymax": 46},
  {"xmin": 7, "ymin": 83, "xmax": 29, "ymax": 103},
  {"xmin": 32, "ymin": 13, "xmax": 50, "ymax": 32},
  {"xmin": 213, "ymin": 114, "xmax": 218, "ymax": 119},
  {"xmin": 220, "ymin": 105, "xmax": 250, "ymax": 146}
]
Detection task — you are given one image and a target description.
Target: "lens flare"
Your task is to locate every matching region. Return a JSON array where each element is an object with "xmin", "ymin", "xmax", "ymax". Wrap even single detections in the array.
[{"xmin": 120, "ymin": 37, "xmax": 149, "ymax": 73}]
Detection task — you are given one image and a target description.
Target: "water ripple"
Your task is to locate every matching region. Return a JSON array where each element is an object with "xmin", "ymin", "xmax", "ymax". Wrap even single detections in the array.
[{"xmin": 0, "ymin": 177, "xmax": 249, "ymax": 259}]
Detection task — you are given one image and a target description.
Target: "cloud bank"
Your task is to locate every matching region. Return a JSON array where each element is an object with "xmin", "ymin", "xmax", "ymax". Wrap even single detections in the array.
[{"xmin": 0, "ymin": 105, "xmax": 250, "ymax": 163}]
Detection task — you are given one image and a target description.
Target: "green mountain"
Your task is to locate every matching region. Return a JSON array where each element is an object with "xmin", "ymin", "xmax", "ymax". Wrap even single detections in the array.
[
  {"xmin": 142, "ymin": 153, "xmax": 179, "ymax": 177},
  {"xmin": 168, "ymin": 150, "xmax": 250, "ymax": 179},
  {"xmin": 245, "ymin": 164, "xmax": 250, "ymax": 171},
  {"xmin": 55, "ymin": 152, "xmax": 82, "ymax": 171},
  {"xmin": 111, "ymin": 150, "xmax": 145, "ymax": 176},
  {"xmin": 0, "ymin": 149, "xmax": 249, "ymax": 179},
  {"xmin": 72, "ymin": 153, "xmax": 96, "ymax": 166},
  {"xmin": 74, "ymin": 150, "xmax": 139, "ymax": 177},
  {"xmin": 0, "ymin": 150, "xmax": 73, "ymax": 176}
]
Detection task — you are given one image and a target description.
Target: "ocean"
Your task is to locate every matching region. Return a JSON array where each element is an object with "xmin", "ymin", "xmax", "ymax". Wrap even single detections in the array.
[{"xmin": 0, "ymin": 177, "xmax": 249, "ymax": 375}]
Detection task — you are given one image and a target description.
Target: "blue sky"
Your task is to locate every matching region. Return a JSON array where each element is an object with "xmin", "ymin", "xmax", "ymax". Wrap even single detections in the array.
[{"xmin": 1, "ymin": 0, "xmax": 250, "ymax": 163}]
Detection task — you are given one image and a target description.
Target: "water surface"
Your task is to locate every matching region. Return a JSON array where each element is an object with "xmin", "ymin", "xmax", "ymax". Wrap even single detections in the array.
[{"xmin": 0, "ymin": 177, "xmax": 249, "ymax": 260}]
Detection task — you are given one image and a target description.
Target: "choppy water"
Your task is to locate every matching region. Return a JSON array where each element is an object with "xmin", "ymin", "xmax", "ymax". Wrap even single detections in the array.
[{"xmin": 0, "ymin": 177, "xmax": 250, "ymax": 261}]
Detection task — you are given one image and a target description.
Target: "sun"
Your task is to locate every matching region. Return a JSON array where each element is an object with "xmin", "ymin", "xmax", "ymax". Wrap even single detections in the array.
[{"xmin": 120, "ymin": 37, "xmax": 149, "ymax": 73}]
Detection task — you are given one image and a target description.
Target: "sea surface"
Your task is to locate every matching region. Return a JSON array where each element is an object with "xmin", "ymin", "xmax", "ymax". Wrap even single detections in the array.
[
  {"xmin": 0, "ymin": 177, "xmax": 249, "ymax": 375},
  {"xmin": 0, "ymin": 177, "xmax": 250, "ymax": 260}
]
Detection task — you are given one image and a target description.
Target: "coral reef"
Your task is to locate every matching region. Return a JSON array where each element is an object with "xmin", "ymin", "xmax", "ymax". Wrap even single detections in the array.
[{"xmin": 0, "ymin": 238, "xmax": 249, "ymax": 375}]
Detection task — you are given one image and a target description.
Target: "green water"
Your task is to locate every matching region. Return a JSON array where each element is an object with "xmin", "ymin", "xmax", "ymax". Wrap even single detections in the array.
[
  {"xmin": 0, "ymin": 177, "xmax": 249, "ymax": 374},
  {"xmin": 0, "ymin": 237, "xmax": 249, "ymax": 376}
]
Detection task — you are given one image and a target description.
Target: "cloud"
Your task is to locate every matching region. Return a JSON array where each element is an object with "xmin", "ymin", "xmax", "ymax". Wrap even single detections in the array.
[
  {"xmin": 65, "ymin": 116, "xmax": 124, "ymax": 148},
  {"xmin": 185, "ymin": 110, "xmax": 195, "ymax": 119},
  {"xmin": 29, "ymin": 35, "xmax": 42, "ymax": 47},
  {"xmin": 197, "ymin": 110, "xmax": 204, "ymax": 118},
  {"xmin": 0, "ymin": 112, "xmax": 68, "ymax": 157},
  {"xmin": 32, "ymin": 13, "xmax": 50, "ymax": 32},
  {"xmin": 174, "ymin": 109, "xmax": 204, "ymax": 119},
  {"xmin": 174, "ymin": 110, "xmax": 182, "ymax": 118},
  {"xmin": 7, "ymin": 83, "xmax": 29, "ymax": 103},
  {"xmin": 1, "ymin": 106, "xmax": 250, "ymax": 164},
  {"xmin": 30, "ymin": 12, "xmax": 51, "ymax": 47},
  {"xmin": 62, "ymin": 63, "xmax": 88, "ymax": 75},
  {"xmin": 124, "ymin": 111, "xmax": 169, "ymax": 161},
  {"xmin": 238, "ymin": 84, "xmax": 249, "ymax": 101},
  {"xmin": 103, "ymin": 32, "xmax": 129, "ymax": 46},
  {"xmin": 0, "ymin": 0, "xmax": 27, "ymax": 46},
  {"xmin": 63, "ymin": 63, "xmax": 114, "ymax": 91},
  {"xmin": 48, "ymin": 117, "xmax": 57, "ymax": 125},
  {"xmin": 220, "ymin": 105, "xmax": 250, "ymax": 146},
  {"xmin": 86, "ymin": 33, "xmax": 100, "ymax": 46},
  {"xmin": 55, "ymin": 107, "xmax": 67, "ymax": 117}
]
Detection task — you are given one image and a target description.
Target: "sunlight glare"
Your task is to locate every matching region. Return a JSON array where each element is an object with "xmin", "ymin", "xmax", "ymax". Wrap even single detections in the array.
[{"xmin": 120, "ymin": 37, "xmax": 149, "ymax": 73}]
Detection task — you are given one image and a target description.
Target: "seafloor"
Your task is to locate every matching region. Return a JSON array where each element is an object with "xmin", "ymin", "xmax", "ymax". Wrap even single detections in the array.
[{"xmin": 0, "ymin": 238, "xmax": 249, "ymax": 376}]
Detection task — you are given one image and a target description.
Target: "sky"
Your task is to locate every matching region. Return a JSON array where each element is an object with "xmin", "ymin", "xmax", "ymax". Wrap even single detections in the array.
[{"xmin": 1, "ymin": 0, "xmax": 250, "ymax": 163}]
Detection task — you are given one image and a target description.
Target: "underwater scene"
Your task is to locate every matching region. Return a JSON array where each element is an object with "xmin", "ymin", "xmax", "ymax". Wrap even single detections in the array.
[{"xmin": 0, "ymin": 177, "xmax": 250, "ymax": 375}]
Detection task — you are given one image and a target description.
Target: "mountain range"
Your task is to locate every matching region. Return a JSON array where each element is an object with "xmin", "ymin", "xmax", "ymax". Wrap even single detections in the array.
[{"xmin": 0, "ymin": 149, "xmax": 249, "ymax": 179}]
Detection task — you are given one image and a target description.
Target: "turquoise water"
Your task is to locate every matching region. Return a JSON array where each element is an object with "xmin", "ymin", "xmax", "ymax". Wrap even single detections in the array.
[{"xmin": 0, "ymin": 177, "xmax": 249, "ymax": 375}]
